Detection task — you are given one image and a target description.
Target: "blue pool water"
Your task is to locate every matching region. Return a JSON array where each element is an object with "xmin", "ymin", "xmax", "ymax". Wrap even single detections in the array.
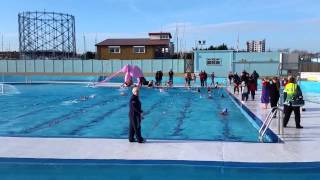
[
  {"xmin": 0, "ymin": 83, "xmax": 270, "ymax": 142},
  {"xmin": 0, "ymin": 159, "xmax": 319, "ymax": 180},
  {"xmin": 299, "ymin": 81, "xmax": 320, "ymax": 104}
]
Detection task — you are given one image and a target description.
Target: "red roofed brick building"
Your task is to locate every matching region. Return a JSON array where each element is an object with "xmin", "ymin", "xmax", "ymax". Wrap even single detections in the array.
[{"xmin": 96, "ymin": 32, "xmax": 174, "ymax": 60}]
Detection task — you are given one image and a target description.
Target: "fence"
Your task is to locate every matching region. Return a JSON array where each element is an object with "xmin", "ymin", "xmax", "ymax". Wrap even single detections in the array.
[
  {"xmin": 300, "ymin": 62, "xmax": 320, "ymax": 72},
  {"xmin": 0, "ymin": 59, "xmax": 185, "ymax": 74}
]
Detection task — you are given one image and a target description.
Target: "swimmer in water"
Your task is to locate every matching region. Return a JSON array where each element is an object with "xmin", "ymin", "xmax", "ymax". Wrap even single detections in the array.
[
  {"xmin": 120, "ymin": 91, "xmax": 127, "ymax": 96},
  {"xmin": 89, "ymin": 94, "xmax": 96, "ymax": 99},
  {"xmin": 197, "ymin": 87, "xmax": 203, "ymax": 98},
  {"xmin": 80, "ymin": 96, "xmax": 89, "ymax": 101},
  {"xmin": 214, "ymin": 82, "xmax": 219, "ymax": 89},
  {"xmin": 220, "ymin": 108, "xmax": 228, "ymax": 115},
  {"xmin": 148, "ymin": 80, "xmax": 154, "ymax": 88},
  {"xmin": 207, "ymin": 87, "xmax": 212, "ymax": 99}
]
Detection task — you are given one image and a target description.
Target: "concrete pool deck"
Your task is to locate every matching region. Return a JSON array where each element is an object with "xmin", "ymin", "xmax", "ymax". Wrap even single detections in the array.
[{"xmin": 1, "ymin": 84, "xmax": 320, "ymax": 163}]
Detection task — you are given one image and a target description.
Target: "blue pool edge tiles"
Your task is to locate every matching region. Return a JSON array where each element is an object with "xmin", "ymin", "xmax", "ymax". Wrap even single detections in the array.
[
  {"xmin": 0, "ymin": 157, "xmax": 319, "ymax": 169},
  {"xmin": 225, "ymin": 89, "xmax": 282, "ymax": 143}
]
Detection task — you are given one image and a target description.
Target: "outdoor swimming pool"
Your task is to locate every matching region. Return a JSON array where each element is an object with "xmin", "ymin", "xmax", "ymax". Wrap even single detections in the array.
[
  {"xmin": 0, "ymin": 83, "xmax": 274, "ymax": 142},
  {"xmin": 0, "ymin": 159, "xmax": 319, "ymax": 180},
  {"xmin": 299, "ymin": 81, "xmax": 320, "ymax": 104}
]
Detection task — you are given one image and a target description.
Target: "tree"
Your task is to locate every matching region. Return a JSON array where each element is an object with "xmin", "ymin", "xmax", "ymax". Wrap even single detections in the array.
[
  {"xmin": 207, "ymin": 43, "xmax": 228, "ymax": 50},
  {"xmin": 81, "ymin": 51, "xmax": 96, "ymax": 59},
  {"xmin": 208, "ymin": 45, "xmax": 215, "ymax": 50}
]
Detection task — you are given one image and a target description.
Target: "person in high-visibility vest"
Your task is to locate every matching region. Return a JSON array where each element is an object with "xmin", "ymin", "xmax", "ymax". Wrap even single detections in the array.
[{"xmin": 283, "ymin": 76, "xmax": 303, "ymax": 129}]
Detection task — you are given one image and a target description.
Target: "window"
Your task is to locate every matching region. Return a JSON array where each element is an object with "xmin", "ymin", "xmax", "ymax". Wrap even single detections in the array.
[
  {"xmin": 109, "ymin": 46, "xmax": 120, "ymax": 53},
  {"xmin": 206, "ymin": 58, "xmax": 221, "ymax": 65},
  {"xmin": 133, "ymin": 46, "xmax": 145, "ymax": 53},
  {"xmin": 160, "ymin": 35, "xmax": 169, "ymax": 39}
]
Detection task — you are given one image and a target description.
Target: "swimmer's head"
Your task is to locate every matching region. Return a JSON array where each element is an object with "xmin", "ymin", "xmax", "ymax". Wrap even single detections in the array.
[{"xmin": 132, "ymin": 87, "xmax": 139, "ymax": 96}]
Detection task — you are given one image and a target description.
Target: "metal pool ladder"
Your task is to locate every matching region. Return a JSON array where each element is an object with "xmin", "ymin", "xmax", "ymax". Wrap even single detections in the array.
[
  {"xmin": 0, "ymin": 83, "xmax": 3, "ymax": 94},
  {"xmin": 259, "ymin": 107, "xmax": 284, "ymax": 142}
]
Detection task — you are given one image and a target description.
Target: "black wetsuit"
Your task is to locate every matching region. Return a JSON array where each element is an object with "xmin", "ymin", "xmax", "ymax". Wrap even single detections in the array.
[{"xmin": 129, "ymin": 94, "xmax": 144, "ymax": 142}]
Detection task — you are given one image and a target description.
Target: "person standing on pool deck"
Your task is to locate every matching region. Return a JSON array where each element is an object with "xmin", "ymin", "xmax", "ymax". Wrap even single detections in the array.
[
  {"xmin": 192, "ymin": 73, "xmax": 197, "ymax": 86},
  {"xmin": 251, "ymin": 70, "xmax": 260, "ymax": 91},
  {"xmin": 210, "ymin": 72, "xmax": 215, "ymax": 86},
  {"xmin": 261, "ymin": 77, "xmax": 270, "ymax": 109},
  {"xmin": 169, "ymin": 69, "xmax": 174, "ymax": 85},
  {"xmin": 283, "ymin": 76, "xmax": 304, "ymax": 129},
  {"xmin": 129, "ymin": 87, "xmax": 145, "ymax": 143},
  {"xmin": 203, "ymin": 71, "xmax": 208, "ymax": 87},
  {"xmin": 269, "ymin": 77, "xmax": 280, "ymax": 117}
]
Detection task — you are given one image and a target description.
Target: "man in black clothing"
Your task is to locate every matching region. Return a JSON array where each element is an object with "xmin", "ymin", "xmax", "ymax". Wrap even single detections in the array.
[
  {"xmin": 159, "ymin": 71, "xmax": 163, "ymax": 85},
  {"xmin": 240, "ymin": 71, "xmax": 249, "ymax": 83},
  {"xmin": 269, "ymin": 77, "xmax": 280, "ymax": 117},
  {"xmin": 251, "ymin": 70, "xmax": 260, "ymax": 90},
  {"xmin": 155, "ymin": 71, "xmax": 160, "ymax": 86},
  {"xmin": 169, "ymin": 69, "xmax": 174, "ymax": 84},
  {"xmin": 129, "ymin": 87, "xmax": 145, "ymax": 143},
  {"xmin": 199, "ymin": 71, "xmax": 204, "ymax": 87},
  {"xmin": 233, "ymin": 73, "xmax": 240, "ymax": 94},
  {"xmin": 203, "ymin": 71, "xmax": 208, "ymax": 87}
]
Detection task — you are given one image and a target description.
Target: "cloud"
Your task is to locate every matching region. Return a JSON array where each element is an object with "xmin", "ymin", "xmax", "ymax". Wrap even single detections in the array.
[{"xmin": 163, "ymin": 18, "xmax": 320, "ymax": 38}]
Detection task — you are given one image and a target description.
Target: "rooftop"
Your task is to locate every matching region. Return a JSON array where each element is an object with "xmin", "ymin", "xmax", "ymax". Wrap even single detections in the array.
[
  {"xmin": 96, "ymin": 38, "xmax": 170, "ymax": 46},
  {"xmin": 148, "ymin": 32, "xmax": 172, "ymax": 38}
]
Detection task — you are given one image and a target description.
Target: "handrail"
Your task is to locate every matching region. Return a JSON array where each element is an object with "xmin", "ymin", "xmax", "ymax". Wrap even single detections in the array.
[
  {"xmin": 0, "ymin": 83, "xmax": 3, "ymax": 94},
  {"xmin": 259, "ymin": 107, "xmax": 284, "ymax": 142}
]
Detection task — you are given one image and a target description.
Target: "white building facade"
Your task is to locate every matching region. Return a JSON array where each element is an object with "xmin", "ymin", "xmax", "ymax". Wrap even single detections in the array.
[{"xmin": 246, "ymin": 39, "xmax": 266, "ymax": 52}]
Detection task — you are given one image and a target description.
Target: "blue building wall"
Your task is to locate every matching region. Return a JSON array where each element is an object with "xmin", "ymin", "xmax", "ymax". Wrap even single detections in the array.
[
  {"xmin": 194, "ymin": 50, "xmax": 281, "ymax": 77},
  {"xmin": 233, "ymin": 52, "xmax": 281, "ymax": 77},
  {"xmin": 234, "ymin": 52, "xmax": 280, "ymax": 62},
  {"xmin": 194, "ymin": 50, "xmax": 233, "ymax": 77}
]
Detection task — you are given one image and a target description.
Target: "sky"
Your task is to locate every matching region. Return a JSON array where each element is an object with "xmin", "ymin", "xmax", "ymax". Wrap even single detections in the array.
[{"xmin": 0, "ymin": 0, "xmax": 320, "ymax": 53}]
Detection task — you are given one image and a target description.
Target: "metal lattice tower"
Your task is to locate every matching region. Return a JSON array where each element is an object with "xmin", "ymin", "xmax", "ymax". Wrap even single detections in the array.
[{"xmin": 18, "ymin": 11, "xmax": 76, "ymax": 59}]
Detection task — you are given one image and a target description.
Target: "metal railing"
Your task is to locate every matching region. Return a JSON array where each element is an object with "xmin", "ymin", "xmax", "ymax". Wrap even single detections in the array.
[
  {"xmin": 258, "ymin": 107, "xmax": 284, "ymax": 142},
  {"xmin": 0, "ymin": 59, "xmax": 185, "ymax": 74},
  {"xmin": 0, "ymin": 83, "xmax": 3, "ymax": 94}
]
